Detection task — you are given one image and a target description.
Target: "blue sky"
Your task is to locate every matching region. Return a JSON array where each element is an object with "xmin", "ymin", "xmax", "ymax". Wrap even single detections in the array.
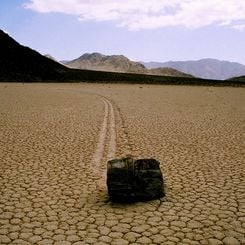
[{"xmin": 1, "ymin": 0, "xmax": 245, "ymax": 64}]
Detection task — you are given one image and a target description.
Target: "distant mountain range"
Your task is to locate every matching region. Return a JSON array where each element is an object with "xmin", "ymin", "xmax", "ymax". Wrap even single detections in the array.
[
  {"xmin": 0, "ymin": 30, "xmax": 201, "ymax": 84},
  {"xmin": 63, "ymin": 53, "xmax": 245, "ymax": 80},
  {"xmin": 63, "ymin": 53, "xmax": 193, "ymax": 77},
  {"xmin": 142, "ymin": 59, "xmax": 245, "ymax": 80},
  {"xmin": 0, "ymin": 29, "xmax": 244, "ymax": 85}
]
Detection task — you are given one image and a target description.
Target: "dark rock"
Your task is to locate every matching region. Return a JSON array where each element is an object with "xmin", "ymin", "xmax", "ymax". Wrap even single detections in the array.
[{"xmin": 107, "ymin": 157, "xmax": 164, "ymax": 202}]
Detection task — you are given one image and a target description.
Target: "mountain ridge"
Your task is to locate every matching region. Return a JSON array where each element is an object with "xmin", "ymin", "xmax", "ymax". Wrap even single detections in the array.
[
  {"xmin": 65, "ymin": 52, "xmax": 146, "ymax": 74},
  {"xmin": 142, "ymin": 58, "xmax": 245, "ymax": 80},
  {"xmin": 0, "ymin": 29, "xmax": 244, "ymax": 86},
  {"xmin": 0, "ymin": 30, "xmax": 199, "ymax": 84},
  {"xmin": 63, "ymin": 53, "xmax": 193, "ymax": 77}
]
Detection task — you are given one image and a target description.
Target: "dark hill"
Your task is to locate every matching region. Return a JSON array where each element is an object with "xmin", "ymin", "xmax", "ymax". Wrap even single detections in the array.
[
  {"xmin": 228, "ymin": 75, "xmax": 245, "ymax": 82},
  {"xmin": 148, "ymin": 67, "xmax": 193, "ymax": 78},
  {"xmin": 0, "ymin": 30, "xmax": 69, "ymax": 81}
]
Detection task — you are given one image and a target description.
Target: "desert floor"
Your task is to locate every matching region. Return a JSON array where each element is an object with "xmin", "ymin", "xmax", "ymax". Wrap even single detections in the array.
[{"xmin": 0, "ymin": 83, "xmax": 244, "ymax": 245}]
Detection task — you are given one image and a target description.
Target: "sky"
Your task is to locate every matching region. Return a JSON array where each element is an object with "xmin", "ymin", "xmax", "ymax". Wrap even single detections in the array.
[{"xmin": 1, "ymin": 0, "xmax": 245, "ymax": 64}]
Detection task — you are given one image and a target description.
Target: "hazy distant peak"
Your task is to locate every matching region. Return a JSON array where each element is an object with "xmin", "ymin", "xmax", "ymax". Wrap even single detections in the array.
[
  {"xmin": 45, "ymin": 54, "xmax": 57, "ymax": 60},
  {"xmin": 142, "ymin": 58, "xmax": 245, "ymax": 80},
  {"xmin": 45, "ymin": 54, "xmax": 64, "ymax": 65}
]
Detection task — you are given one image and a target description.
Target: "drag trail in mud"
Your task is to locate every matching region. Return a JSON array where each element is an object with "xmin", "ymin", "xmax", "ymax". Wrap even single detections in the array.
[{"xmin": 92, "ymin": 97, "xmax": 117, "ymax": 189}]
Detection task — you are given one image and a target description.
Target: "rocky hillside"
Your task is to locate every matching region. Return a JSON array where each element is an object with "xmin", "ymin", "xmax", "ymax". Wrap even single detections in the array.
[
  {"xmin": 64, "ymin": 53, "xmax": 146, "ymax": 74},
  {"xmin": 142, "ymin": 59, "xmax": 245, "ymax": 80},
  {"xmin": 64, "ymin": 53, "xmax": 194, "ymax": 77}
]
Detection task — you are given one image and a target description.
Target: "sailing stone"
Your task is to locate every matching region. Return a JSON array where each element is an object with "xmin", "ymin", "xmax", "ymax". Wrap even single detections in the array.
[{"xmin": 107, "ymin": 157, "xmax": 165, "ymax": 202}]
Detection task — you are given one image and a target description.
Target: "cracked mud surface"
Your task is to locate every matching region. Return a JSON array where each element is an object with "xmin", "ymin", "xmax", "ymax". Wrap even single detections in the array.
[{"xmin": 0, "ymin": 83, "xmax": 244, "ymax": 245}]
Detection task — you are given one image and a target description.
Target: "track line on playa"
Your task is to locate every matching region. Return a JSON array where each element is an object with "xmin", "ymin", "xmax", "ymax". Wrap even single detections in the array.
[
  {"xmin": 92, "ymin": 97, "xmax": 117, "ymax": 189},
  {"xmin": 113, "ymin": 103, "xmax": 132, "ymax": 157},
  {"xmin": 107, "ymin": 100, "xmax": 116, "ymax": 160},
  {"xmin": 92, "ymin": 99, "xmax": 109, "ymax": 169}
]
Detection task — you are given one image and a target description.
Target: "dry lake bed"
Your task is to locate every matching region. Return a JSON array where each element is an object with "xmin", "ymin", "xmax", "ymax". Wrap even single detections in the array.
[{"xmin": 0, "ymin": 83, "xmax": 244, "ymax": 245}]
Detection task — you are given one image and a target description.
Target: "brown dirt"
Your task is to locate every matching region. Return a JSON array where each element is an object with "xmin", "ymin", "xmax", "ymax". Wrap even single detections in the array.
[{"xmin": 0, "ymin": 83, "xmax": 244, "ymax": 245}]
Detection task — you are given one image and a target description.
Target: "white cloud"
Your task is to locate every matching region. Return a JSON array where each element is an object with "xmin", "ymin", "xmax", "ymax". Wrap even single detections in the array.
[
  {"xmin": 24, "ymin": 0, "xmax": 245, "ymax": 31},
  {"xmin": 233, "ymin": 24, "xmax": 245, "ymax": 31}
]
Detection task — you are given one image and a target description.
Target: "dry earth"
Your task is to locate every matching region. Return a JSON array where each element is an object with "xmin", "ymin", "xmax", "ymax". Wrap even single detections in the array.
[{"xmin": 0, "ymin": 83, "xmax": 244, "ymax": 245}]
